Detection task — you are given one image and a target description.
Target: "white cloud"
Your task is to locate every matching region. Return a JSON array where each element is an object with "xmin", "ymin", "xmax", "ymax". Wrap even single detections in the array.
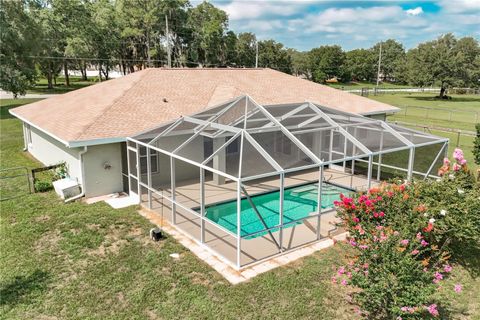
[
  {"xmin": 303, "ymin": 6, "xmax": 403, "ymax": 33},
  {"xmin": 215, "ymin": 1, "xmax": 306, "ymax": 21},
  {"xmin": 218, "ymin": 1, "xmax": 479, "ymax": 51},
  {"xmin": 437, "ymin": 0, "xmax": 480, "ymax": 13},
  {"xmin": 405, "ymin": 7, "xmax": 423, "ymax": 16}
]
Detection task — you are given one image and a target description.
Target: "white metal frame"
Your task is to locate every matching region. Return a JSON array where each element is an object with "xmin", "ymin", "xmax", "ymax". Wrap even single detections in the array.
[{"xmin": 126, "ymin": 95, "xmax": 449, "ymax": 270}]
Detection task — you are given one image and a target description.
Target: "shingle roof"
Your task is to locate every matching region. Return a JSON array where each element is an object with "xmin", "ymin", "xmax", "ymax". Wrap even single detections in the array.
[{"xmin": 11, "ymin": 68, "xmax": 399, "ymax": 145}]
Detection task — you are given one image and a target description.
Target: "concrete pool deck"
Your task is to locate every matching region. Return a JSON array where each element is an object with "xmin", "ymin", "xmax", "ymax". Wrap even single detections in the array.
[{"xmin": 139, "ymin": 168, "xmax": 377, "ymax": 283}]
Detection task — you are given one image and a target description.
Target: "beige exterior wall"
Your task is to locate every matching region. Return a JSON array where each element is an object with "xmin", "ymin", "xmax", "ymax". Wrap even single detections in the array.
[
  {"xmin": 26, "ymin": 124, "xmax": 125, "ymax": 198},
  {"xmin": 27, "ymin": 125, "xmax": 83, "ymax": 184},
  {"xmin": 83, "ymin": 143, "xmax": 124, "ymax": 197}
]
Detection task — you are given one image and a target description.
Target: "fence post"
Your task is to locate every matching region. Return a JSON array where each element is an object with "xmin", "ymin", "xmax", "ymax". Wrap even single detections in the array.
[
  {"xmin": 404, "ymin": 106, "xmax": 408, "ymax": 117},
  {"xmin": 456, "ymin": 131, "xmax": 461, "ymax": 147}
]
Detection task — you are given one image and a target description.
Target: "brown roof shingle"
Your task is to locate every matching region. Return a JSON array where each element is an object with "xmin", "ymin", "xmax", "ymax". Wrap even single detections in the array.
[{"xmin": 11, "ymin": 68, "xmax": 399, "ymax": 144}]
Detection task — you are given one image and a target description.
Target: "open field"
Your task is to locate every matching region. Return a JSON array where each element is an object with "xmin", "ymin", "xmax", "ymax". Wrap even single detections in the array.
[
  {"xmin": 27, "ymin": 77, "xmax": 98, "ymax": 95},
  {"xmin": 1, "ymin": 98, "xmax": 480, "ymax": 319},
  {"xmin": 367, "ymin": 93, "xmax": 480, "ymax": 170},
  {"xmin": 326, "ymin": 81, "xmax": 415, "ymax": 90},
  {"xmin": 371, "ymin": 93, "xmax": 479, "ymax": 131}
]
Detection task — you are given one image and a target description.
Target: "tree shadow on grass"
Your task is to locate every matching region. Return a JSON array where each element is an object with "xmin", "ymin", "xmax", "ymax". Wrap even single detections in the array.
[
  {"xmin": 452, "ymin": 245, "xmax": 480, "ymax": 278},
  {"xmin": 404, "ymin": 96, "xmax": 480, "ymax": 103},
  {"xmin": 0, "ymin": 270, "xmax": 50, "ymax": 307}
]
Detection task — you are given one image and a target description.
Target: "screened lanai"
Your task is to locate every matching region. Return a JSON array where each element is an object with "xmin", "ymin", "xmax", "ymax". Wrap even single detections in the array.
[{"xmin": 126, "ymin": 95, "xmax": 448, "ymax": 269}]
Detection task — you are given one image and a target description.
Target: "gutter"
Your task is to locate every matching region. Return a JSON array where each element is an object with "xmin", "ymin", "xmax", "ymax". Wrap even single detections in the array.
[
  {"xmin": 9, "ymin": 110, "xmax": 126, "ymax": 148},
  {"xmin": 65, "ymin": 146, "xmax": 88, "ymax": 203}
]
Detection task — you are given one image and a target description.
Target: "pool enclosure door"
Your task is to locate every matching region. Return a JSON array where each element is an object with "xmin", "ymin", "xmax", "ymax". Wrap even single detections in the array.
[{"xmin": 127, "ymin": 144, "xmax": 140, "ymax": 202}]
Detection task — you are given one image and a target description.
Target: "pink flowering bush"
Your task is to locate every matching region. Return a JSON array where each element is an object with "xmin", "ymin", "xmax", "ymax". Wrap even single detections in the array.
[{"xmin": 333, "ymin": 148, "xmax": 479, "ymax": 319}]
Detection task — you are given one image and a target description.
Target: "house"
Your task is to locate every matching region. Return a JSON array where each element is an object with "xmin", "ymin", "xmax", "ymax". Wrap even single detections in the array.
[{"xmin": 10, "ymin": 68, "xmax": 400, "ymax": 199}]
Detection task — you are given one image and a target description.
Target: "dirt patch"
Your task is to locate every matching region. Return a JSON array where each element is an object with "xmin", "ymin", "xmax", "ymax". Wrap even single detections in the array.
[
  {"xmin": 86, "ymin": 223, "xmax": 101, "ymax": 230},
  {"xmin": 35, "ymin": 230, "xmax": 62, "ymax": 253},
  {"xmin": 145, "ymin": 309, "xmax": 159, "ymax": 320},
  {"xmin": 34, "ymin": 215, "xmax": 50, "ymax": 222},
  {"xmin": 86, "ymin": 227, "xmax": 128, "ymax": 257},
  {"xmin": 189, "ymin": 271, "xmax": 212, "ymax": 286}
]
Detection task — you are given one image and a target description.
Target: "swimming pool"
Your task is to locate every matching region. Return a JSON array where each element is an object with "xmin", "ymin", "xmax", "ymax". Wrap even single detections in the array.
[{"xmin": 199, "ymin": 182, "xmax": 353, "ymax": 239}]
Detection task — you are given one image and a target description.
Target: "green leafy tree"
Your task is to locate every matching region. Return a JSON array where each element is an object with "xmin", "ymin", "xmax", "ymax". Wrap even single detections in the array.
[
  {"xmin": 345, "ymin": 49, "xmax": 376, "ymax": 82},
  {"xmin": 308, "ymin": 45, "xmax": 347, "ymax": 83},
  {"xmin": 223, "ymin": 30, "xmax": 237, "ymax": 66},
  {"xmin": 0, "ymin": 0, "xmax": 40, "ymax": 97},
  {"xmin": 287, "ymin": 49, "xmax": 310, "ymax": 78},
  {"xmin": 235, "ymin": 32, "xmax": 256, "ymax": 68},
  {"xmin": 186, "ymin": 1, "xmax": 228, "ymax": 66},
  {"xmin": 372, "ymin": 39, "xmax": 405, "ymax": 82},
  {"xmin": 162, "ymin": 0, "xmax": 191, "ymax": 67},
  {"xmin": 258, "ymin": 39, "xmax": 292, "ymax": 74},
  {"xmin": 406, "ymin": 34, "xmax": 480, "ymax": 98}
]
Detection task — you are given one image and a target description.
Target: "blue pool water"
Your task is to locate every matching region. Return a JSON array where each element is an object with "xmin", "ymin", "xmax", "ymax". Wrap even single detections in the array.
[{"xmin": 199, "ymin": 182, "xmax": 352, "ymax": 238}]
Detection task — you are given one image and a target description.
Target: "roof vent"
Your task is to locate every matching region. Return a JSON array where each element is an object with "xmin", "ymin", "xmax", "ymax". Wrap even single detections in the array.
[{"xmin": 163, "ymin": 98, "xmax": 168, "ymax": 103}]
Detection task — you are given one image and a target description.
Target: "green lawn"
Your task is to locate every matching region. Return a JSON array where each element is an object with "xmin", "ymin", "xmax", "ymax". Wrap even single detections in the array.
[
  {"xmin": 1, "ymin": 98, "xmax": 479, "ymax": 319},
  {"xmin": 27, "ymin": 76, "xmax": 98, "ymax": 95},
  {"xmin": 371, "ymin": 93, "xmax": 480, "ymax": 132},
  {"xmin": 368, "ymin": 93, "xmax": 480, "ymax": 170},
  {"xmin": 327, "ymin": 81, "xmax": 414, "ymax": 90}
]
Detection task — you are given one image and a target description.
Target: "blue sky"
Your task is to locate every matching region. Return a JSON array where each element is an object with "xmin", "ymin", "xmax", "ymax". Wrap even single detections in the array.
[{"xmin": 202, "ymin": 0, "xmax": 480, "ymax": 51}]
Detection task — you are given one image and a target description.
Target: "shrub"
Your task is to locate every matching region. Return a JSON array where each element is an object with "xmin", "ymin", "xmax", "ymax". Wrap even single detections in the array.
[
  {"xmin": 34, "ymin": 180, "xmax": 53, "ymax": 192},
  {"xmin": 474, "ymin": 123, "xmax": 480, "ymax": 165},
  {"xmin": 333, "ymin": 148, "xmax": 480, "ymax": 319}
]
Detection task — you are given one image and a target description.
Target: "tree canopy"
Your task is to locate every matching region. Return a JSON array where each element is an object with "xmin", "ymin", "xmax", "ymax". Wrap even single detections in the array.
[{"xmin": 1, "ymin": 1, "xmax": 478, "ymax": 96}]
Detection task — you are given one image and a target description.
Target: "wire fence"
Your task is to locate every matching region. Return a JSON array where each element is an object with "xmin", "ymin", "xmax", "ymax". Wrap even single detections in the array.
[
  {"xmin": 0, "ymin": 167, "xmax": 32, "ymax": 201},
  {"xmin": 389, "ymin": 105, "xmax": 480, "ymax": 128},
  {"xmin": 388, "ymin": 120, "xmax": 475, "ymax": 149},
  {"xmin": 347, "ymin": 87, "xmax": 480, "ymax": 96}
]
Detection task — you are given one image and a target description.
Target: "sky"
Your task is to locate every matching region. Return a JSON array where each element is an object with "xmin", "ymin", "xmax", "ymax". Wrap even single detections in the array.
[{"xmin": 203, "ymin": 0, "xmax": 480, "ymax": 51}]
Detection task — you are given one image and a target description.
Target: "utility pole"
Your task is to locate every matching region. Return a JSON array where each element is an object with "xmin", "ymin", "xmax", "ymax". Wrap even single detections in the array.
[
  {"xmin": 376, "ymin": 41, "xmax": 382, "ymax": 87},
  {"xmin": 165, "ymin": 14, "xmax": 171, "ymax": 68},
  {"xmin": 255, "ymin": 40, "xmax": 258, "ymax": 68}
]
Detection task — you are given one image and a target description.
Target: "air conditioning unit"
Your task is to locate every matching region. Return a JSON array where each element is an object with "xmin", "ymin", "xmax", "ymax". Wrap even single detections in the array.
[{"xmin": 53, "ymin": 178, "xmax": 81, "ymax": 199}]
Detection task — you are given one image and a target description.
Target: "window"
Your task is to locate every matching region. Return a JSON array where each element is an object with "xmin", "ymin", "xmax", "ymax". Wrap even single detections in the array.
[{"xmin": 139, "ymin": 146, "xmax": 159, "ymax": 174}]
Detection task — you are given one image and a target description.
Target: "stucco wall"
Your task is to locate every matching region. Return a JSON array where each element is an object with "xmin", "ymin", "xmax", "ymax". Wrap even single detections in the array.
[
  {"xmin": 27, "ymin": 125, "xmax": 83, "ymax": 185},
  {"xmin": 147, "ymin": 134, "xmax": 204, "ymax": 186},
  {"xmin": 83, "ymin": 143, "xmax": 123, "ymax": 197}
]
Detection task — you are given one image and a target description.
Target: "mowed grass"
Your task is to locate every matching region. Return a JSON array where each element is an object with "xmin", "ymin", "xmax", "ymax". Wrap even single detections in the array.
[
  {"xmin": 371, "ymin": 93, "xmax": 480, "ymax": 131},
  {"xmin": 0, "ymin": 99, "xmax": 354, "ymax": 319},
  {"xmin": 28, "ymin": 76, "xmax": 98, "ymax": 95},
  {"xmin": 326, "ymin": 81, "xmax": 413, "ymax": 90},
  {"xmin": 368, "ymin": 93, "xmax": 480, "ymax": 170},
  {"xmin": 1, "ymin": 98, "xmax": 479, "ymax": 319}
]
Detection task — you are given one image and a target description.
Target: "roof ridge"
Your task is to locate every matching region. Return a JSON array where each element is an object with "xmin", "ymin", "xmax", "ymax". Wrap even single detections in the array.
[{"xmin": 73, "ymin": 69, "xmax": 150, "ymax": 141}]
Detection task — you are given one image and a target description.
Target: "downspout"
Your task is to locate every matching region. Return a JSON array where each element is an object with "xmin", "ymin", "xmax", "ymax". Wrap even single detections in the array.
[
  {"xmin": 65, "ymin": 146, "xmax": 88, "ymax": 203},
  {"xmin": 22, "ymin": 123, "xmax": 28, "ymax": 151}
]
